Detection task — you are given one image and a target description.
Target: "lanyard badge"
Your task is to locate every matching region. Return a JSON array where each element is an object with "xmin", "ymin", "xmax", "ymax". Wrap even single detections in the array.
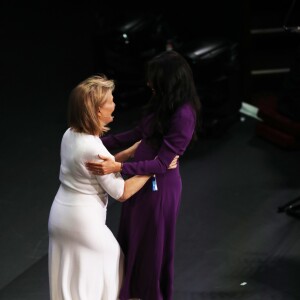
[{"xmin": 152, "ymin": 175, "xmax": 158, "ymax": 191}]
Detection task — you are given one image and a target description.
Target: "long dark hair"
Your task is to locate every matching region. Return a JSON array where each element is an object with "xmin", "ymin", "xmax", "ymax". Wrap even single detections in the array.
[{"xmin": 144, "ymin": 50, "xmax": 201, "ymax": 147}]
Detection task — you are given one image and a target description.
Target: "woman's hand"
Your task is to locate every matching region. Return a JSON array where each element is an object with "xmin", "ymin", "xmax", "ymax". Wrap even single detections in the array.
[
  {"xmin": 86, "ymin": 152, "xmax": 179, "ymax": 175},
  {"xmin": 168, "ymin": 155, "xmax": 179, "ymax": 169},
  {"xmin": 85, "ymin": 155, "xmax": 120, "ymax": 175}
]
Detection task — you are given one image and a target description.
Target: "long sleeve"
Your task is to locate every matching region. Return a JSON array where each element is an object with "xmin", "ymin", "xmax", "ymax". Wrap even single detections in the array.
[
  {"xmin": 122, "ymin": 103, "xmax": 196, "ymax": 175},
  {"xmin": 101, "ymin": 126, "xmax": 143, "ymax": 150}
]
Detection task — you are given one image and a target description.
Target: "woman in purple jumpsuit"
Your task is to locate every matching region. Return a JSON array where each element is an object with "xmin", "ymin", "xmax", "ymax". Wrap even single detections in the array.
[{"xmin": 86, "ymin": 50, "xmax": 201, "ymax": 299}]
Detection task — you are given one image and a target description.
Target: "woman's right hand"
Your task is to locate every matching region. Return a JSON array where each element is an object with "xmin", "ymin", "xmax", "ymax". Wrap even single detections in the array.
[{"xmin": 85, "ymin": 155, "xmax": 120, "ymax": 175}]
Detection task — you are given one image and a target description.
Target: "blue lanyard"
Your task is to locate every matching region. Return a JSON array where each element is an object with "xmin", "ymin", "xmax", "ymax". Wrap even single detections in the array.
[{"xmin": 151, "ymin": 175, "xmax": 158, "ymax": 191}]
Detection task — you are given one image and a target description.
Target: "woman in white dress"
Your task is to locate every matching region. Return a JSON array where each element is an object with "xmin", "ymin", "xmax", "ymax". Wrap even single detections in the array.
[{"xmin": 48, "ymin": 75, "xmax": 175, "ymax": 300}]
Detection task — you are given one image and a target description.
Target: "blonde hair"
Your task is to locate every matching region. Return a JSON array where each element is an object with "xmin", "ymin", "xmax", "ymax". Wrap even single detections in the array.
[{"xmin": 68, "ymin": 74, "xmax": 115, "ymax": 135}]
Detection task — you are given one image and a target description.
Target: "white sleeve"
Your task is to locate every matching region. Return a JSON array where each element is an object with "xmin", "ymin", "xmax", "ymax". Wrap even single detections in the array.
[
  {"xmin": 83, "ymin": 136, "xmax": 125, "ymax": 200},
  {"xmin": 96, "ymin": 171, "xmax": 125, "ymax": 200}
]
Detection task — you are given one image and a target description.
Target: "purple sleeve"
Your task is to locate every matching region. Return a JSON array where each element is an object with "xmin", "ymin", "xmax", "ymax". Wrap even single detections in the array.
[
  {"xmin": 101, "ymin": 127, "xmax": 143, "ymax": 150},
  {"xmin": 122, "ymin": 104, "xmax": 196, "ymax": 175}
]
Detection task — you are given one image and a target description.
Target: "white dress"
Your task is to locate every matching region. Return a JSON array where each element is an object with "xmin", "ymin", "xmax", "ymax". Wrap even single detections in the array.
[{"xmin": 48, "ymin": 128, "xmax": 125, "ymax": 300}]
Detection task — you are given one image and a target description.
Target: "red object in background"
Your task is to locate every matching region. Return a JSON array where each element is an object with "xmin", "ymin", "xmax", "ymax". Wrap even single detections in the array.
[
  {"xmin": 258, "ymin": 106, "xmax": 300, "ymax": 138},
  {"xmin": 255, "ymin": 96, "xmax": 300, "ymax": 149},
  {"xmin": 256, "ymin": 122, "xmax": 298, "ymax": 149}
]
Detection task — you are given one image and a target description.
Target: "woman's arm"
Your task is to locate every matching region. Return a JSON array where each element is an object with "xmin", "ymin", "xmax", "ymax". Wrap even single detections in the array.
[
  {"xmin": 85, "ymin": 140, "xmax": 141, "ymax": 174},
  {"xmin": 101, "ymin": 126, "xmax": 143, "ymax": 150},
  {"xmin": 87, "ymin": 105, "xmax": 195, "ymax": 175},
  {"xmin": 121, "ymin": 104, "xmax": 196, "ymax": 175},
  {"xmin": 95, "ymin": 170, "xmax": 151, "ymax": 202},
  {"xmin": 118, "ymin": 174, "xmax": 151, "ymax": 202},
  {"xmin": 114, "ymin": 140, "xmax": 141, "ymax": 162},
  {"xmin": 87, "ymin": 136, "xmax": 151, "ymax": 202},
  {"xmin": 86, "ymin": 154, "xmax": 179, "ymax": 175}
]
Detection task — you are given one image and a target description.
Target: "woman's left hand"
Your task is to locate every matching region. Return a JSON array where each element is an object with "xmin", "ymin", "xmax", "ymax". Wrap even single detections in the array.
[{"xmin": 168, "ymin": 155, "xmax": 179, "ymax": 169}]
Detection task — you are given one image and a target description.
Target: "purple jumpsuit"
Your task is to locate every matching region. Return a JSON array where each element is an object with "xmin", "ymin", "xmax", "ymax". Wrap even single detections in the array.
[{"xmin": 102, "ymin": 103, "xmax": 196, "ymax": 300}]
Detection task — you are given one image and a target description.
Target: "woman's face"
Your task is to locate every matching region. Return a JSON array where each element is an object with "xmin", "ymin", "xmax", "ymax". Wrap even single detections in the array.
[{"xmin": 98, "ymin": 91, "xmax": 116, "ymax": 125}]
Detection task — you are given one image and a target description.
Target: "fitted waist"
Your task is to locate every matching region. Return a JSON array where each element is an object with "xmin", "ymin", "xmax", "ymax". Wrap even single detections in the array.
[{"xmin": 54, "ymin": 184, "xmax": 108, "ymax": 207}]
